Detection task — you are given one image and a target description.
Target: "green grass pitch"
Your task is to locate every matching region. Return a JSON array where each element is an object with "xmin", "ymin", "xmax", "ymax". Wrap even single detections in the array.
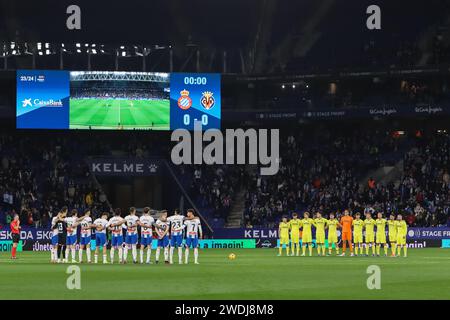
[
  {"xmin": 1, "ymin": 248, "xmax": 449, "ymax": 300},
  {"xmin": 69, "ymin": 99, "xmax": 170, "ymax": 130}
]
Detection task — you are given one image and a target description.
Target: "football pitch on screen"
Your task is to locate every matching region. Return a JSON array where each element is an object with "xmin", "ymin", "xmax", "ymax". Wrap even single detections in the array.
[
  {"xmin": 69, "ymin": 99, "xmax": 170, "ymax": 130},
  {"xmin": 1, "ymin": 248, "xmax": 450, "ymax": 299}
]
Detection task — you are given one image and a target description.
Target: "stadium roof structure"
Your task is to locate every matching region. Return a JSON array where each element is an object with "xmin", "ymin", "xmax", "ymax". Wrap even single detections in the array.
[{"xmin": 69, "ymin": 71, "xmax": 170, "ymax": 82}]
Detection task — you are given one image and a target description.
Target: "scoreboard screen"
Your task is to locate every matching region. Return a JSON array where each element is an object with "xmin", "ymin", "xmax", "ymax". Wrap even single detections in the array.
[
  {"xmin": 16, "ymin": 70, "xmax": 221, "ymax": 131},
  {"xmin": 169, "ymin": 73, "xmax": 221, "ymax": 130}
]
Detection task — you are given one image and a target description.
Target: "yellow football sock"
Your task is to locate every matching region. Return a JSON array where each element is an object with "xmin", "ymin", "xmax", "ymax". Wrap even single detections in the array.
[
  {"xmin": 355, "ymin": 246, "xmax": 358, "ymax": 255},
  {"xmin": 278, "ymin": 246, "xmax": 282, "ymax": 255},
  {"xmin": 366, "ymin": 245, "xmax": 369, "ymax": 255},
  {"xmin": 403, "ymin": 246, "xmax": 407, "ymax": 257},
  {"xmin": 302, "ymin": 246, "xmax": 306, "ymax": 255},
  {"xmin": 384, "ymin": 245, "xmax": 388, "ymax": 255},
  {"xmin": 372, "ymin": 244, "xmax": 376, "ymax": 255},
  {"xmin": 296, "ymin": 245, "xmax": 300, "ymax": 256},
  {"xmin": 291, "ymin": 245, "xmax": 295, "ymax": 256},
  {"xmin": 308, "ymin": 246, "xmax": 312, "ymax": 256},
  {"xmin": 322, "ymin": 246, "xmax": 326, "ymax": 255},
  {"xmin": 285, "ymin": 246, "xmax": 289, "ymax": 256},
  {"xmin": 391, "ymin": 243, "xmax": 396, "ymax": 255},
  {"xmin": 397, "ymin": 245, "xmax": 401, "ymax": 256},
  {"xmin": 317, "ymin": 245, "xmax": 321, "ymax": 255},
  {"xmin": 336, "ymin": 245, "xmax": 339, "ymax": 254}
]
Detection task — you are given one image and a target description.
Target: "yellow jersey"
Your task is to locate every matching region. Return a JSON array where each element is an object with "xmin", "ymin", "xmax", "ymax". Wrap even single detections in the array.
[
  {"xmin": 279, "ymin": 222, "xmax": 290, "ymax": 238},
  {"xmin": 300, "ymin": 218, "xmax": 314, "ymax": 234},
  {"xmin": 313, "ymin": 218, "xmax": 327, "ymax": 235},
  {"xmin": 289, "ymin": 218, "xmax": 301, "ymax": 236},
  {"xmin": 375, "ymin": 218, "xmax": 387, "ymax": 235},
  {"xmin": 364, "ymin": 218, "xmax": 376, "ymax": 235},
  {"xmin": 388, "ymin": 220, "xmax": 397, "ymax": 236},
  {"xmin": 326, "ymin": 219, "xmax": 339, "ymax": 235},
  {"xmin": 395, "ymin": 220, "xmax": 407, "ymax": 237},
  {"xmin": 353, "ymin": 219, "xmax": 364, "ymax": 236}
]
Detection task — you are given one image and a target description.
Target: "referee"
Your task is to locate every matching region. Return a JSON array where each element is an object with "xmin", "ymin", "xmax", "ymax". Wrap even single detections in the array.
[
  {"xmin": 52, "ymin": 207, "xmax": 68, "ymax": 263},
  {"xmin": 10, "ymin": 214, "xmax": 21, "ymax": 259}
]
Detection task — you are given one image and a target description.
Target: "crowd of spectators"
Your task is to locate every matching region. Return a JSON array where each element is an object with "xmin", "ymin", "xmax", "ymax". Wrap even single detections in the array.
[
  {"xmin": 243, "ymin": 129, "xmax": 450, "ymax": 228},
  {"xmin": 0, "ymin": 134, "xmax": 110, "ymax": 229},
  {"xmin": 71, "ymin": 81, "xmax": 169, "ymax": 101},
  {"xmin": 1, "ymin": 128, "xmax": 450, "ymax": 231}
]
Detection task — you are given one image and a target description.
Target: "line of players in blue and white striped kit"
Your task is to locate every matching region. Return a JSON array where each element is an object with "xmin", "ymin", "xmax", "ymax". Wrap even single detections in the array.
[{"xmin": 50, "ymin": 207, "xmax": 203, "ymax": 265}]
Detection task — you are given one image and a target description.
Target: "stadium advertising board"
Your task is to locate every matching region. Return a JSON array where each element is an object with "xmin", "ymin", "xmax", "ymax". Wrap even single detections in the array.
[
  {"xmin": 0, "ymin": 227, "xmax": 255, "ymax": 250},
  {"xmin": 16, "ymin": 70, "xmax": 221, "ymax": 130},
  {"xmin": 214, "ymin": 227, "xmax": 450, "ymax": 240},
  {"xmin": 0, "ymin": 240, "xmax": 23, "ymax": 252},
  {"xmin": 87, "ymin": 158, "xmax": 162, "ymax": 176},
  {"xmin": 441, "ymin": 239, "xmax": 450, "ymax": 248},
  {"xmin": 225, "ymin": 105, "xmax": 450, "ymax": 122}
]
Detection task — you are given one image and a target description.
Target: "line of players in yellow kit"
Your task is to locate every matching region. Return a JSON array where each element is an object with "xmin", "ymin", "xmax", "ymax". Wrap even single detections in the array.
[{"xmin": 278, "ymin": 211, "xmax": 408, "ymax": 257}]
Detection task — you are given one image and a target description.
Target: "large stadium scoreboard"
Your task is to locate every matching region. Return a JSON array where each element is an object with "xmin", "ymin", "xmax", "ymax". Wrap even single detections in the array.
[
  {"xmin": 170, "ymin": 73, "xmax": 221, "ymax": 131},
  {"xmin": 16, "ymin": 70, "xmax": 221, "ymax": 130}
]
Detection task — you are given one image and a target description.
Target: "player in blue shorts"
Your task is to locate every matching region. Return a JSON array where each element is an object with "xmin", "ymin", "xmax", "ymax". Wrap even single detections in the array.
[
  {"xmin": 184, "ymin": 209, "xmax": 203, "ymax": 264},
  {"xmin": 108, "ymin": 208, "xmax": 125, "ymax": 264},
  {"xmin": 123, "ymin": 207, "xmax": 139, "ymax": 264},
  {"xmin": 78, "ymin": 209, "xmax": 93, "ymax": 263},
  {"xmin": 154, "ymin": 210, "xmax": 170, "ymax": 264},
  {"xmin": 168, "ymin": 209, "xmax": 185, "ymax": 264},
  {"xmin": 65, "ymin": 209, "xmax": 85, "ymax": 263},
  {"xmin": 138, "ymin": 207, "xmax": 155, "ymax": 264},
  {"xmin": 93, "ymin": 212, "xmax": 109, "ymax": 264}
]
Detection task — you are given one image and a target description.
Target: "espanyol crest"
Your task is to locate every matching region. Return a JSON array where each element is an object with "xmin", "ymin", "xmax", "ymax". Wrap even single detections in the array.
[
  {"xmin": 200, "ymin": 91, "xmax": 215, "ymax": 110},
  {"xmin": 177, "ymin": 89, "xmax": 192, "ymax": 110}
]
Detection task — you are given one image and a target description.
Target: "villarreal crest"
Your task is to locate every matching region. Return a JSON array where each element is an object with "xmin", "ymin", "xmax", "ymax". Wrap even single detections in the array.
[{"xmin": 200, "ymin": 91, "xmax": 215, "ymax": 110}]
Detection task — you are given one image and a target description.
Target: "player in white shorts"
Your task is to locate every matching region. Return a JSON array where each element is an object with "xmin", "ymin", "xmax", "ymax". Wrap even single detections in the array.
[
  {"xmin": 78, "ymin": 209, "xmax": 93, "ymax": 263},
  {"xmin": 184, "ymin": 209, "xmax": 203, "ymax": 264},
  {"xmin": 93, "ymin": 212, "xmax": 110, "ymax": 264},
  {"xmin": 154, "ymin": 210, "xmax": 170, "ymax": 264},
  {"xmin": 123, "ymin": 207, "xmax": 139, "ymax": 264},
  {"xmin": 138, "ymin": 207, "xmax": 155, "ymax": 264},
  {"xmin": 167, "ymin": 209, "xmax": 185, "ymax": 264},
  {"xmin": 108, "ymin": 208, "xmax": 125, "ymax": 264}
]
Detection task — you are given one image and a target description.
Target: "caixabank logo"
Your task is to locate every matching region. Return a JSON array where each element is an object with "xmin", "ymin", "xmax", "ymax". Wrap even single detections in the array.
[
  {"xmin": 16, "ymin": 70, "xmax": 70, "ymax": 129},
  {"xmin": 21, "ymin": 98, "xmax": 64, "ymax": 108}
]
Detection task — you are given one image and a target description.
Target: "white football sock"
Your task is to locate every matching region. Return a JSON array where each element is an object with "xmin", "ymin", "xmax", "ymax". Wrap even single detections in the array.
[
  {"xmin": 164, "ymin": 247, "xmax": 169, "ymax": 261},
  {"xmin": 156, "ymin": 247, "xmax": 160, "ymax": 262},
  {"xmin": 118, "ymin": 247, "xmax": 123, "ymax": 262},
  {"xmin": 79, "ymin": 248, "xmax": 83, "ymax": 262},
  {"xmin": 132, "ymin": 245, "xmax": 137, "ymax": 262},
  {"xmin": 146, "ymin": 248, "xmax": 151, "ymax": 263},
  {"xmin": 185, "ymin": 249, "xmax": 189, "ymax": 264},
  {"xmin": 71, "ymin": 248, "xmax": 76, "ymax": 261},
  {"xmin": 110, "ymin": 248, "xmax": 115, "ymax": 263},
  {"xmin": 194, "ymin": 248, "xmax": 198, "ymax": 263},
  {"xmin": 140, "ymin": 249, "xmax": 144, "ymax": 263},
  {"xmin": 65, "ymin": 248, "xmax": 70, "ymax": 261},
  {"xmin": 86, "ymin": 247, "xmax": 91, "ymax": 262},
  {"xmin": 94, "ymin": 254, "xmax": 98, "ymax": 263},
  {"xmin": 103, "ymin": 253, "xmax": 107, "ymax": 263},
  {"xmin": 178, "ymin": 247, "xmax": 183, "ymax": 264},
  {"xmin": 124, "ymin": 247, "xmax": 128, "ymax": 261},
  {"xmin": 169, "ymin": 247, "xmax": 174, "ymax": 263}
]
